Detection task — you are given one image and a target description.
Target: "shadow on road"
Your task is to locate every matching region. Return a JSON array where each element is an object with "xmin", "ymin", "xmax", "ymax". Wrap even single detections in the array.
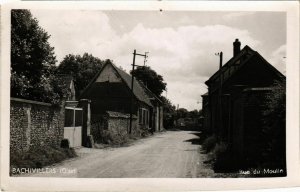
[
  {"xmin": 183, "ymin": 131, "xmax": 207, "ymax": 146},
  {"xmin": 166, "ymin": 126, "xmax": 201, "ymax": 132},
  {"xmin": 184, "ymin": 138, "xmax": 201, "ymax": 145},
  {"xmin": 165, "ymin": 127, "xmax": 207, "ymax": 146}
]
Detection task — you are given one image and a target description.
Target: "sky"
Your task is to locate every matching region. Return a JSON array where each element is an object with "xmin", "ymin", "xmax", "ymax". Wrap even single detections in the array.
[{"xmin": 30, "ymin": 10, "xmax": 286, "ymax": 111}]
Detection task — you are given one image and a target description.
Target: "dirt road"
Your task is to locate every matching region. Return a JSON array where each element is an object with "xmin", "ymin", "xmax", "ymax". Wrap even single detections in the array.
[{"xmin": 25, "ymin": 130, "xmax": 215, "ymax": 178}]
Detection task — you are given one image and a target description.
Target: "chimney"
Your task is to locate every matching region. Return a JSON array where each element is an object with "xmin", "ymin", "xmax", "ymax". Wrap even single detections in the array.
[{"xmin": 233, "ymin": 39, "xmax": 241, "ymax": 57}]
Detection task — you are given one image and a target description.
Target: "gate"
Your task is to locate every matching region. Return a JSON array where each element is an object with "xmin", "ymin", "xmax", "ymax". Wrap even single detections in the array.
[{"xmin": 64, "ymin": 107, "xmax": 83, "ymax": 148}]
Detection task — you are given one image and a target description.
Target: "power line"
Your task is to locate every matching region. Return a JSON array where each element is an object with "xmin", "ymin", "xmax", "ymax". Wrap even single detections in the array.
[{"xmin": 129, "ymin": 49, "xmax": 149, "ymax": 134}]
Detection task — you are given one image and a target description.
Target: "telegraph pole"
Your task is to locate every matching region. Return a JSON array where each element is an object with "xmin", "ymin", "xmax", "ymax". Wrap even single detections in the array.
[
  {"xmin": 176, "ymin": 104, "xmax": 179, "ymax": 127},
  {"xmin": 129, "ymin": 49, "xmax": 149, "ymax": 134},
  {"xmin": 215, "ymin": 52, "xmax": 223, "ymax": 138},
  {"xmin": 144, "ymin": 52, "xmax": 149, "ymax": 66}
]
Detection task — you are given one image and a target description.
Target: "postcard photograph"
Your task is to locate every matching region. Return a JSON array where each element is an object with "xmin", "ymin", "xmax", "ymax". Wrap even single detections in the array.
[
  {"xmin": 6, "ymin": 7, "xmax": 290, "ymax": 179},
  {"xmin": 1, "ymin": 2, "xmax": 299, "ymax": 191}
]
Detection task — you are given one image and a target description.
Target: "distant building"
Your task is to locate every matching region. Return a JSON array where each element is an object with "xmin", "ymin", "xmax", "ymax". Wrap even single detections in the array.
[
  {"xmin": 202, "ymin": 39, "xmax": 285, "ymax": 166},
  {"xmin": 56, "ymin": 74, "xmax": 76, "ymax": 101}
]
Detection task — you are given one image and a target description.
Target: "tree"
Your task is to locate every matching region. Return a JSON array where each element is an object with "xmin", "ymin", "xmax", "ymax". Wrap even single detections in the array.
[
  {"xmin": 11, "ymin": 9, "xmax": 60, "ymax": 103},
  {"xmin": 57, "ymin": 53, "xmax": 107, "ymax": 97},
  {"xmin": 130, "ymin": 66, "xmax": 166, "ymax": 96},
  {"xmin": 187, "ymin": 110, "xmax": 199, "ymax": 118},
  {"xmin": 177, "ymin": 108, "xmax": 189, "ymax": 119},
  {"xmin": 160, "ymin": 96, "xmax": 176, "ymax": 129}
]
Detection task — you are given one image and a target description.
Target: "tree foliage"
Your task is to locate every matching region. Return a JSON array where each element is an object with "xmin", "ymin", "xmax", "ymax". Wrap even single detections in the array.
[
  {"xmin": 131, "ymin": 66, "xmax": 166, "ymax": 97},
  {"xmin": 176, "ymin": 108, "xmax": 189, "ymax": 119},
  {"xmin": 160, "ymin": 96, "xmax": 176, "ymax": 129},
  {"xmin": 11, "ymin": 9, "xmax": 63, "ymax": 104},
  {"xmin": 57, "ymin": 53, "xmax": 108, "ymax": 97},
  {"xmin": 187, "ymin": 110, "xmax": 200, "ymax": 118}
]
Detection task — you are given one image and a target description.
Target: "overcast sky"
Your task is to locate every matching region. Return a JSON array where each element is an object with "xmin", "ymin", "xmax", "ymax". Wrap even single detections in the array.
[{"xmin": 30, "ymin": 10, "xmax": 286, "ymax": 111}]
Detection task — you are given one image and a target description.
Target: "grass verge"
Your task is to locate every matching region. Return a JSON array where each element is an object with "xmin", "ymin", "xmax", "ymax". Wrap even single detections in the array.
[{"xmin": 10, "ymin": 146, "xmax": 77, "ymax": 175}]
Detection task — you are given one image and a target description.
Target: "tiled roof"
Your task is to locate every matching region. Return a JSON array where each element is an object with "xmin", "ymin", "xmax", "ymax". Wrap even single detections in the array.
[
  {"xmin": 112, "ymin": 64, "xmax": 153, "ymax": 107},
  {"xmin": 137, "ymin": 80, "xmax": 163, "ymax": 104},
  {"xmin": 205, "ymin": 45, "xmax": 255, "ymax": 85}
]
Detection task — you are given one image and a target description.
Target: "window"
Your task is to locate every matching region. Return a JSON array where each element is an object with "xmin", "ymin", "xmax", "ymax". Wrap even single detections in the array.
[
  {"xmin": 64, "ymin": 108, "xmax": 83, "ymax": 127},
  {"xmin": 145, "ymin": 110, "xmax": 149, "ymax": 125},
  {"xmin": 139, "ymin": 108, "xmax": 149, "ymax": 125},
  {"xmin": 65, "ymin": 109, "xmax": 74, "ymax": 127},
  {"xmin": 143, "ymin": 109, "xmax": 146, "ymax": 125},
  {"xmin": 139, "ymin": 108, "xmax": 143, "ymax": 124},
  {"xmin": 75, "ymin": 110, "xmax": 83, "ymax": 126}
]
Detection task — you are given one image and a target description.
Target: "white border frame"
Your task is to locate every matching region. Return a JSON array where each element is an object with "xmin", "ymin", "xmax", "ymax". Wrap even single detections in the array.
[{"xmin": 1, "ymin": 1, "xmax": 299, "ymax": 191}]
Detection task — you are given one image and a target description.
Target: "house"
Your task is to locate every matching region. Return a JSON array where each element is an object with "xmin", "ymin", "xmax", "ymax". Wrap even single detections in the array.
[
  {"xmin": 80, "ymin": 62, "xmax": 163, "ymax": 141},
  {"xmin": 202, "ymin": 39, "xmax": 285, "ymax": 167},
  {"xmin": 138, "ymin": 81, "xmax": 164, "ymax": 132}
]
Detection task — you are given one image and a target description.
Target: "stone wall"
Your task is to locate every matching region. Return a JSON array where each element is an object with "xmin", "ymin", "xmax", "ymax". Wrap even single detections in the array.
[
  {"xmin": 91, "ymin": 111, "xmax": 138, "ymax": 143},
  {"xmin": 10, "ymin": 98, "xmax": 64, "ymax": 154}
]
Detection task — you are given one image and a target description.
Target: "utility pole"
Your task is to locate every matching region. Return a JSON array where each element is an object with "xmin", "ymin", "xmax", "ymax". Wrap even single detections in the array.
[
  {"xmin": 144, "ymin": 52, "xmax": 149, "ymax": 66},
  {"xmin": 176, "ymin": 104, "xmax": 179, "ymax": 127},
  {"xmin": 215, "ymin": 52, "xmax": 223, "ymax": 138},
  {"xmin": 129, "ymin": 49, "xmax": 149, "ymax": 134}
]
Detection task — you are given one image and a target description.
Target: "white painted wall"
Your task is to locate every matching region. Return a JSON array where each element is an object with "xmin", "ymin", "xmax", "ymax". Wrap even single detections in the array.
[{"xmin": 64, "ymin": 127, "xmax": 82, "ymax": 148}]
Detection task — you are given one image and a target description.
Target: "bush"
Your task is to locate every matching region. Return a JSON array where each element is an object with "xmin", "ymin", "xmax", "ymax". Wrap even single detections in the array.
[
  {"xmin": 86, "ymin": 135, "xmax": 94, "ymax": 148},
  {"xmin": 211, "ymin": 142, "xmax": 240, "ymax": 173},
  {"xmin": 201, "ymin": 135, "xmax": 217, "ymax": 153},
  {"xmin": 97, "ymin": 130, "xmax": 130, "ymax": 146},
  {"xmin": 112, "ymin": 133, "xmax": 130, "ymax": 146},
  {"xmin": 99, "ymin": 130, "xmax": 113, "ymax": 144},
  {"xmin": 212, "ymin": 142, "xmax": 228, "ymax": 158},
  {"xmin": 62, "ymin": 148, "xmax": 77, "ymax": 158},
  {"xmin": 140, "ymin": 126, "xmax": 151, "ymax": 137},
  {"xmin": 60, "ymin": 139, "xmax": 70, "ymax": 148}
]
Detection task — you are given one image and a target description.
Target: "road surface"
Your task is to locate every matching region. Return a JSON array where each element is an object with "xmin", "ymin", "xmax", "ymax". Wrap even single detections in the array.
[{"xmin": 24, "ymin": 130, "xmax": 215, "ymax": 178}]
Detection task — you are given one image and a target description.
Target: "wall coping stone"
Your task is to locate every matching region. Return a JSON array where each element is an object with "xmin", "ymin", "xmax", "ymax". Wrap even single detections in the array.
[
  {"xmin": 243, "ymin": 87, "xmax": 274, "ymax": 92},
  {"xmin": 11, "ymin": 97, "xmax": 52, "ymax": 106},
  {"xmin": 106, "ymin": 111, "xmax": 137, "ymax": 119}
]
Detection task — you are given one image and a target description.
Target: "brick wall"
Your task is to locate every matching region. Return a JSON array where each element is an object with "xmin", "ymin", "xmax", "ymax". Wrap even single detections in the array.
[{"xmin": 10, "ymin": 98, "xmax": 65, "ymax": 154}]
